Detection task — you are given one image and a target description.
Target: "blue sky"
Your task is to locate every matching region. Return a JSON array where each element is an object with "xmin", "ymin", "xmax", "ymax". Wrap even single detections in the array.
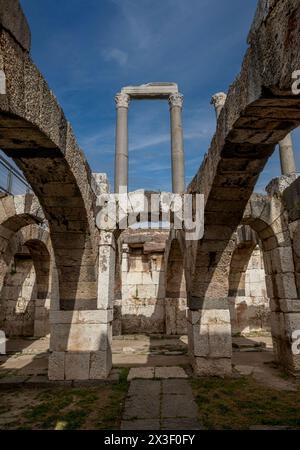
[{"xmin": 15, "ymin": 0, "xmax": 300, "ymax": 192}]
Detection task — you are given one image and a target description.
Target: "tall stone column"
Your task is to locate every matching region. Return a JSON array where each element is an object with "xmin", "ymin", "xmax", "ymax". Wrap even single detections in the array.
[
  {"xmin": 211, "ymin": 92, "xmax": 227, "ymax": 119},
  {"xmin": 114, "ymin": 93, "xmax": 130, "ymax": 193},
  {"xmin": 279, "ymin": 133, "xmax": 297, "ymax": 175},
  {"xmin": 169, "ymin": 93, "xmax": 185, "ymax": 193}
]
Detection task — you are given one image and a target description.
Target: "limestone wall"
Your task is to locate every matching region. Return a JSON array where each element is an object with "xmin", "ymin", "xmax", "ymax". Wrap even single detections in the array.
[
  {"xmin": 114, "ymin": 234, "xmax": 166, "ymax": 335},
  {"xmin": 0, "ymin": 251, "xmax": 37, "ymax": 336},
  {"xmin": 229, "ymin": 246, "xmax": 270, "ymax": 335},
  {"xmin": 114, "ymin": 229, "xmax": 188, "ymax": 335},
  {"xmin": 0, "ymin": 206, "xmax": 54, "ymax": 339}
]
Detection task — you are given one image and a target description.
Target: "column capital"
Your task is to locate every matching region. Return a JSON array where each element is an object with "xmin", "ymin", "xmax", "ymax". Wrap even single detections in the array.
[
  {"xmin": 168, "ymin": 93, "xmax": 184, "ymax": 109},
  {"xmin": 115, "ymin": 92, "xmax": 130, "ymax": 109},
  {"xmin": 210, "ymin": 92, "xmax": 227, "ymax": 110}
]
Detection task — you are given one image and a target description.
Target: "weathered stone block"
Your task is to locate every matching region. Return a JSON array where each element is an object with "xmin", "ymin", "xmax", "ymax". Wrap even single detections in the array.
[
  {"xmin": 78, "ymin": 309, "xmax": 113, "ymax": 324},
  {"xmin": 97, "ymin": 244, "xmax": 115, "ymax": 309},
  {"xmin": 126, "ymin": 272, "xmax": 143, "ymax": 285},
  {"xmin": 193, "ymin": 357, "xmax": 232, "ymax": 377},
  {"xmin": 0, "ymin": 0, "xmax": 31, "ymax": 52},
  {"xmin": 279, "ymin": 299, "xmax": 300, "ymax": 313},
  {"xmin": 208, "ymin": 324, "xmax": 232, "ymax": 358},
  {"xmin": 89, "ymin": 350, "xmax": 112, "ymax": 379},
  {"xmin": 199, "ymin": 309, "xmax": 231, "ymax": 326},
  {"xmin": 65, "ymin": 352, "xmax": 90, "ymax": 380},
  {"xmin": 265, "ymin": 275, "xmax": 274, "ymax": 298},
  {"xmin": 48, "ymin": 352, "xmax": 65, "ymax": 380},
  {"xmin": 188, "ymin": 321, "xmax": 209, "ymax": 357},
  {"xmin": 50, "ymin": 311, "xmax": 79, "ymax": 324},
  {"xmin": 272, "ymin": 247, "xmax": 295, "ymax": 273},
  {"xmin": 50, "ymin": 323, "xmax": 112, "ymax": 352},
  {"xmin": 165, "ymin": 298, "xmax": 187, "ymax": 335},
  {"xmin": 275, "ymin": 273, "xmax": 297, "ymax": 299},
  {"xmin": 142, "ymin": 272, "xmax": 153, "ymax": 285},
  {"xmin": 121, "ymin": 299, "xmax": 165, "ymax": 334},
  {"xmin": 284, "ymin": 313, "xmax": 300, "ymax": 337},
  {"xmin": 270, "ymin": 311, "xmax": 285, "ymax": 338},
  {"xmin": 137, "ymin": 284, "xmax": 156, "ymax": 299},
  {"xmin": 34, "ymin": 319, "xmax": 49, "ymax": 338}
]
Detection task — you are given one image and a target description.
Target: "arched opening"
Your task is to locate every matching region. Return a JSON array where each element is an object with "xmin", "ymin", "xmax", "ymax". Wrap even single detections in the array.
[
  {"xmin": 0, "ymin": 229, "xmax": 51, "ymax": 339},
  {"xmin": 0, "ymin": 194, "xmax": 45, "ymax": 291},
  {"xmin": 229, "ymin": 228, "xmax": 270, "ymax": 336},
  {"xmin": 241, "ymin": 203, "xmax": 299, "ymax": 373},
  {"xmin": 24, "ymin": 238, "xmax": 51, "ymax": 337},
  {"xmin": 0, "ymin": 246, "xmax": 37, "ymax": 337},
  {"xmin": 111, "ymin": 230, "xmax": 189, "ymax": 367}
]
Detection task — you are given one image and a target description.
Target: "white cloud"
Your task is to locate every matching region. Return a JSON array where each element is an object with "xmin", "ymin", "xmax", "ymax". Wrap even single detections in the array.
[{"xmin": 102, "ymin": 48, "xmax": 128, "ymax": 67}]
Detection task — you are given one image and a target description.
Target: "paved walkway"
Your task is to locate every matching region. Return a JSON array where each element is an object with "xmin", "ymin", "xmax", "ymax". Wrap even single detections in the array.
[
  {"xmin": 2, "ymin": 334, "xmax": 297, "ymax": 392},
  {"xmin": 121, "ymin": 367, "xmax": 203, "ymax": 430}
]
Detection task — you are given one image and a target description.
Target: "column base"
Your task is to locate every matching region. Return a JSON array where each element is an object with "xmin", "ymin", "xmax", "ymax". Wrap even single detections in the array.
[
  {"xmin": 49, "ymin": 350, "xmax": 112, "ymax": 381},
  {"xmin": 48, "ymin": 309, "xmax": 113, "ymax": 381},
  {"xmin": 187, "ymin": 307, "xmax": 232, "ymax": 377},
  {"xmin": 192, "ymin": 356, "xmax": 232, "ymax": 377},
  {"xmin": 271, "ymin": 311, "xmax": 300, "ymax": 375}
]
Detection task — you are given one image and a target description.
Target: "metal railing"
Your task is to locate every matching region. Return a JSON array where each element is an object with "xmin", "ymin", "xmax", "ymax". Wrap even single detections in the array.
[{"xmin": 0, "ymin": 154, "xmax": 31, "ymax": 195}]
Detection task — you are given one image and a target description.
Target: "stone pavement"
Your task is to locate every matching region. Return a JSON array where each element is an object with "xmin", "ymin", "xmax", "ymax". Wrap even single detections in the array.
[
  {"xmin": 121, "ymin": 367, "xmax": 203, "ymax": 430},
  {"xmin": 3, "ymin": 335, "xmax": 297, "ymax": 392}
]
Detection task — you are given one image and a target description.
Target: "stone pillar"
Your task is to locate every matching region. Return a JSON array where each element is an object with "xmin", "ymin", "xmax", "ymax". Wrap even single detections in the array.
[
  {"xmin": 188, "ymin": 300, "xmax": 232, "ymax": 377},
  {"xmin": 211, "ymin": 92, "xmax": 227, "ymax": 119},
  {"xmin": 48, "ymin": 231, "xmax": 114, "ymax": 381},
  {"xmin": 279, "ymin": 133, "xmax": 297, "ymax": 175},
  {"xmin": 114, "ymin": 93, "xmax": 130, "ymax": 193},
  {"xmin": 187, "ymin": 239, "xmax": 234, "ymax": 377},
  {"xmin": 264, "ymin": 246, "xmax": 300, "ymax": 375},
  {"xmin": 169, "ymin": 93, "xmax": 185, "ymax": 193}
]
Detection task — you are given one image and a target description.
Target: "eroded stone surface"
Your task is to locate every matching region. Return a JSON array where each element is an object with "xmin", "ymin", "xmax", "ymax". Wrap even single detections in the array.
[
  {"xmin": 127, "ymin": 367, "xmax": 154, "ymax": 380},
  {"xmin": 122, "ymin": 376, "xmax": 202, "ymax": 430}
]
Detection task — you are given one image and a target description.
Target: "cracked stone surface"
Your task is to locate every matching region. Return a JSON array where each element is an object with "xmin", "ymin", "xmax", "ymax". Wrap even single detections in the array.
[
  {"xmin": 127, "ymin": 366, "xmax": 188, "ymax": 381},
  {"xmin": 121, "ymin": 374, "xmax": 203, "ymax": 430},
  {"xmin": 127, "ymin": 367, "xmax": 155, "ymax": 380}
]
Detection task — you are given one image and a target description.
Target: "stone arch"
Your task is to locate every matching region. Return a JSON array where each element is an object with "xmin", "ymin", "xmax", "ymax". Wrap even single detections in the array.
[
  {"xmin": 242, "ymin": 195, "xmax": 298, "ymax": 373},
  {"xmin": 0, "ymin": 194, "xmax": 44, "ymax": 230},
  {"xmin": 0, "ymin": 21, "xmax": 108, "ymax": 378},
  {"xmin": 165, "ymin": 237, "xmax": 187, "ymax": 335},
  {"xmin": 185, "ymin": 0, "xmax": 300, "ymax": 376},
  {"xmin": 0, "ymin": 24, "xmax": 98, "ymax": 312},
  {"xmin": 0, "ymin": 194, "xmax": 45, "ymax": 290}
]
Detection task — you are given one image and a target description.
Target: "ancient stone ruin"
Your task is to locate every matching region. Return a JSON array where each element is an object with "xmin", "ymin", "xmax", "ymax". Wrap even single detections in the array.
[{"xmin": 0, "ymin": 0, "xmax": 300, "ymax": 385}]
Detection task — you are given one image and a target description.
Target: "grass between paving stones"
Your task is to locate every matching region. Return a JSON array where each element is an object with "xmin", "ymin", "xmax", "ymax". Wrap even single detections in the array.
[
  {"xmin": 191, "ymin": 376, "xmax": 300, "ymax": 430},
  {"xmin": 0, "ymin": 368, "xmax": 129, "ymax": 430}
]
